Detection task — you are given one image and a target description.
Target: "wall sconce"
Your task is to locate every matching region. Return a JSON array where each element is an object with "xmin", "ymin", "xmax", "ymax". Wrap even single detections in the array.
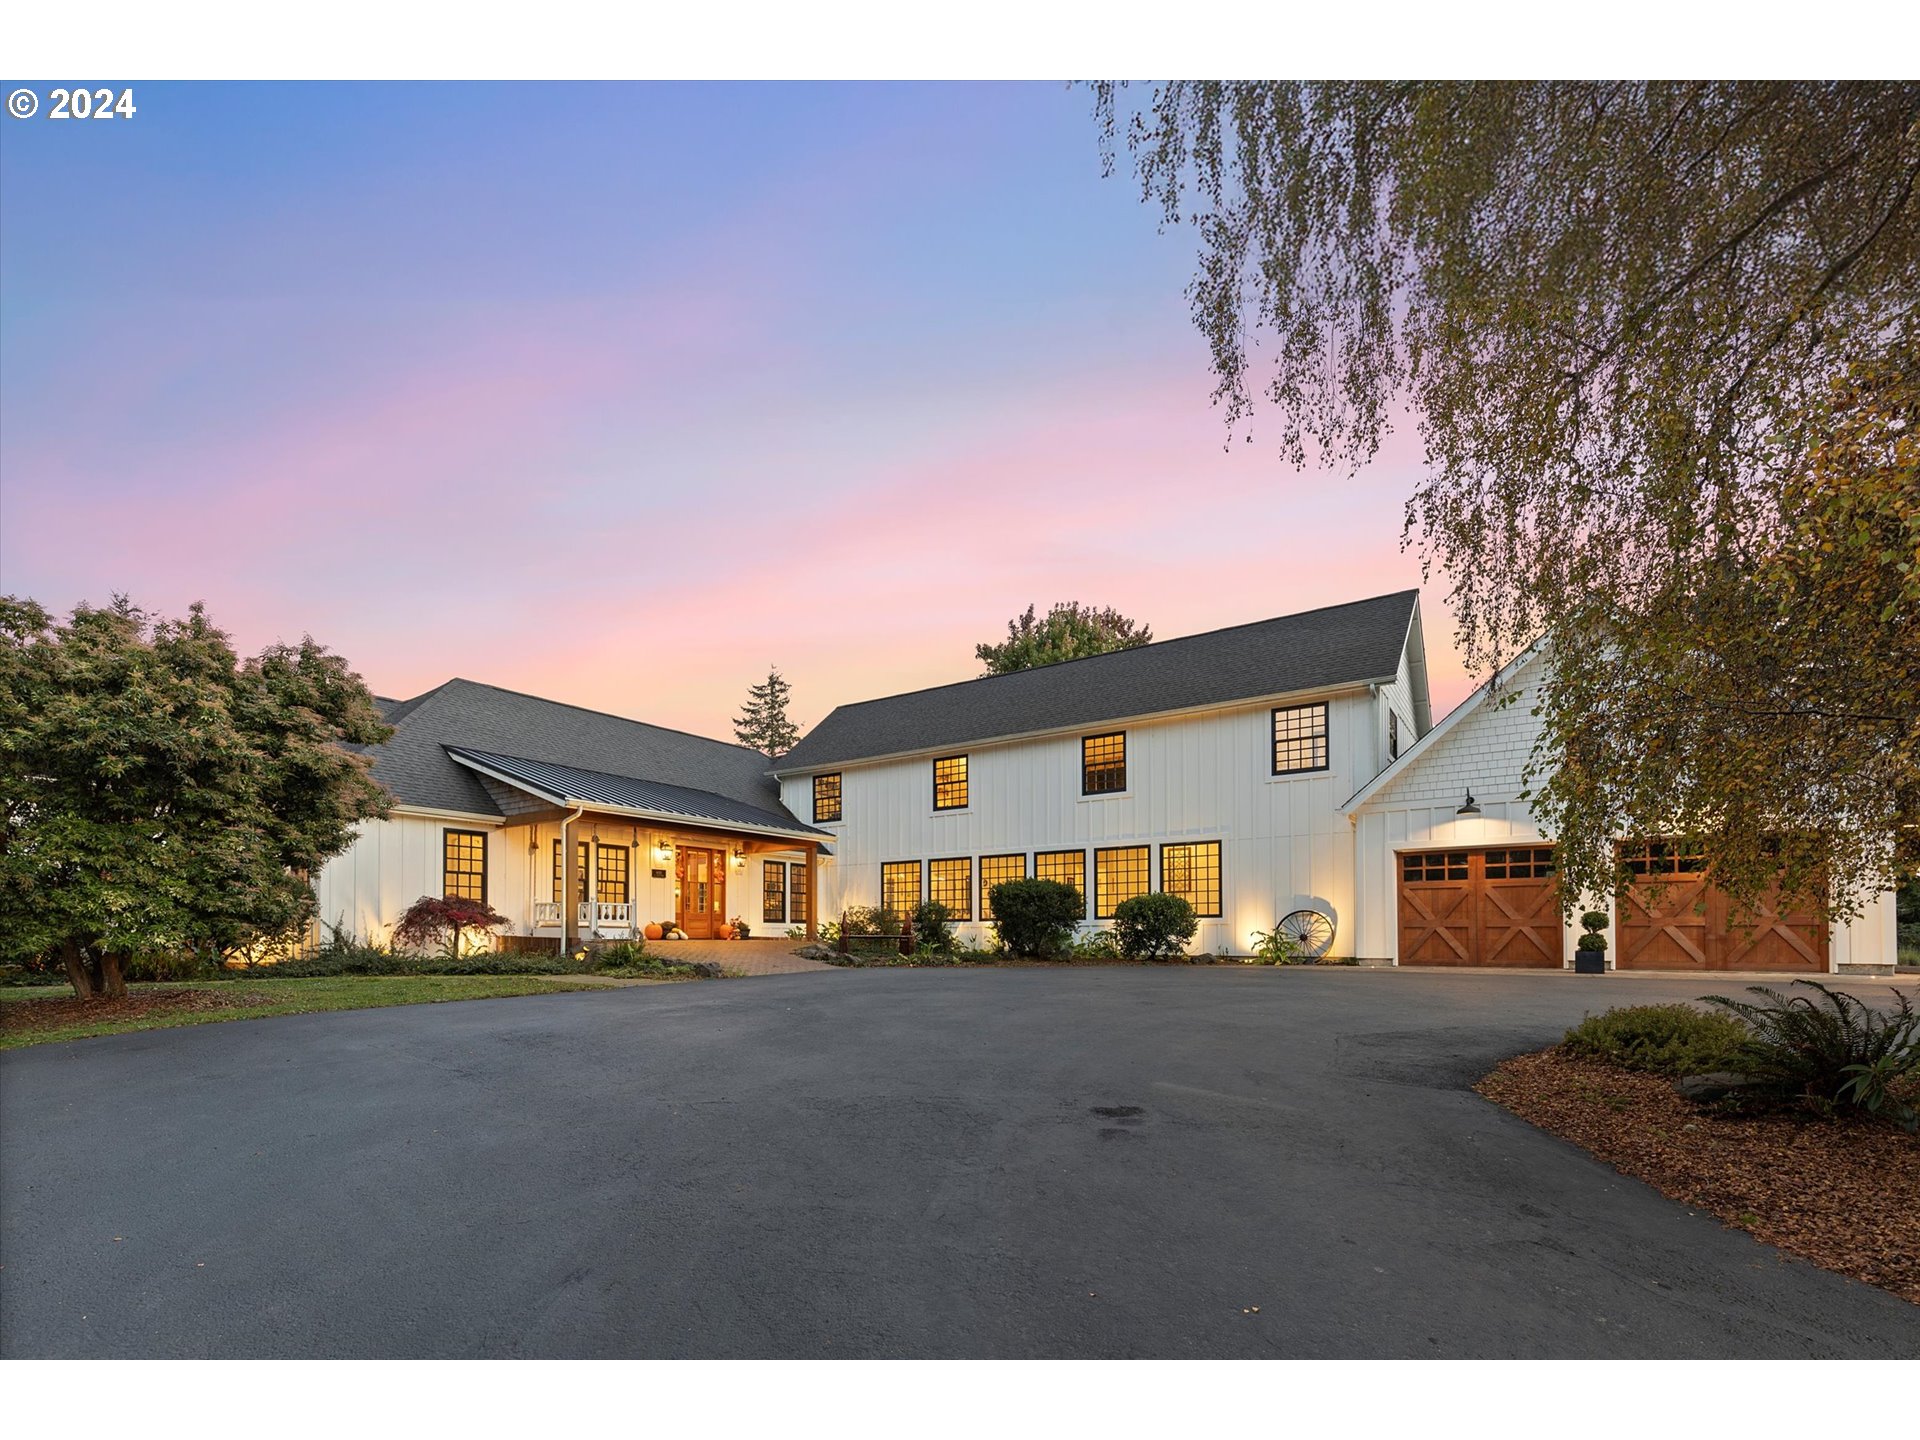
[
  {"xmin": 654, "ymin": 838, "xmax": 674, "ymax": 864},
  {"xmin": 731, "ymin": 848, "xmax": 746, "ymax": 868},
  {"xmin": 1457, "ymin": 790, "xmax": 1481, "ymax": 816}
]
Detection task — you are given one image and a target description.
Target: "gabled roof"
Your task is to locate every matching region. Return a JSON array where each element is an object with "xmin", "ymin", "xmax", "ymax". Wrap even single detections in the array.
[
  {"xmin": 445, "ymin": 748, "xmax": 830, "ymax": 842},
  {"xmin": 359, "ymin": 677, "xmax": 799, "ymax": 825},
  {"xmin": 777, "ymin": 590, "xmax": 1425, "ymax": 773},
  {"xmin": 1339, "ymin": 643, "xmax": 1544, "ymax": 815}
]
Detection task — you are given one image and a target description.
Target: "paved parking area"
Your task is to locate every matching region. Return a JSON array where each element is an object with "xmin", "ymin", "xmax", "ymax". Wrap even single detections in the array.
[{"xmin": 2, "ymin": 967, "xmax": 1914, "ymax": 1357}]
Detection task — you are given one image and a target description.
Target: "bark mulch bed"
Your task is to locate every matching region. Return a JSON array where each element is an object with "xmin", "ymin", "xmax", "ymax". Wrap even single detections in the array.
[
  {"xmin": 1478, "ymin": 1048, "xmax": 1920, "ymax": 1304},
  {"xmin": 1, "ymin": 986, "xmax": 281, "ymax": 1039}
]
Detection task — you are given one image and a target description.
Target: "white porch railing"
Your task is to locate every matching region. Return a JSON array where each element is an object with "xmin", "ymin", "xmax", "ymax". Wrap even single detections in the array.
[{"xmin": 532, "ymin": 900, "xmax": 632, "ymax": 930}]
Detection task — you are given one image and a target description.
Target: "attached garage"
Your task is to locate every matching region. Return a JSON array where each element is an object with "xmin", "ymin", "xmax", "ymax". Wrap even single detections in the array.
[
  {"xmin": 1397, "ymin": 845, "xmax": 1561, "ymax": 967},
  {"xmin": 1613, "ymin": 841, "xmax": 1827, "ymax": 971}
]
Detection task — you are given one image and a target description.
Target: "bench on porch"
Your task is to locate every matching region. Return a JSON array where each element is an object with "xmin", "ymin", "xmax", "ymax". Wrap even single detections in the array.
[{"xmin": 835, "ymin": 912, "xmax": 915, "ymax": 958}]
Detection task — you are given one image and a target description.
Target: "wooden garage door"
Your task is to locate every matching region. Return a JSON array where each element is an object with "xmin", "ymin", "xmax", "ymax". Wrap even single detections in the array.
[
  {"xmin": 1615, "ymin": 841, "xmax": 1827, "ymax": 971},
  {"xmin": 1398, "ymin": 846, "xmax": 1561, "ymax": 967}
]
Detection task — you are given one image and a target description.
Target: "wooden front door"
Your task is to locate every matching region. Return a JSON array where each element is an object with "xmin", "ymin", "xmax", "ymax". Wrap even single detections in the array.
[
  {"xmin": 1397, "ymin": 846, "xmax": 1561, "ymax": 967},
  {"xmin": 1615, "ymin": 841, "xmax": 1826, "ymax": 971},
  {"xmin": 676, "ymin": 845, "xmax": 725, "ymax": 939}
]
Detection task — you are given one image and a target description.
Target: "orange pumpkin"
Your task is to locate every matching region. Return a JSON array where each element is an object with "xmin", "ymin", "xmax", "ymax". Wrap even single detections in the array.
[
  {"xmin": 717, "ymin": 925, "xmax": 735, "ymax": 940},
  {"xmin": 643, "ymin": 923, "xmax": 663, "ymax": 941}
]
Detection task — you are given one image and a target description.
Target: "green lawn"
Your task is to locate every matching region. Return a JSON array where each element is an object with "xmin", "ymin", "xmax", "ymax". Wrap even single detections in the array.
[{"xmin": 0, "ymin": 975, "xmax": 610, "ymax": 1051}]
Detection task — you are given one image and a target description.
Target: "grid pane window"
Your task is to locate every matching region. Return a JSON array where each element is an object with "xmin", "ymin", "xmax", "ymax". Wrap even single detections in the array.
[
  {"xmin": 979, "ymin": 854, "xmax": 1027, "ymax": 920},
  {"xmin": 933, "ymin": 755, "xmax": 969, "ymax": 810},
  {"xmin": 443, "ymin": 830, "xmax": 487, "ymax": 903},
  {"xmin": 1094, "ymin": 845, "xmax": 1151, "ymax": 920},
  {"xmin": 1272, "ymin": 702, "xmax": 1330, "ymax": 775},
  {"xmin": 790, "ymin": 862, "xmax": 809, "ymax": 927},
  {"xmin": 882, "ymin": 861, "xmax": 921, "ymax": 919},
  {"xmin": 763, "ymin": 861, "xmax": 787, "ymax": 923},
  {"xmin": 1484, "ymin": 846, "xmax": 1554, "ymax": 880},
  {"xmin": 552, "ymin": 839, "xmax": 564, "ymax": 902},
  {"xmin": 596, "ymin": 843, "xmax": 629, "ymax": 905},
  {"xmin": 929, "ymin": 857, "xmax": 973, "ymax": 921},
  {"xmin": 1033, "ymin": 850, "xmax": 1087, "ymax": 916},
  {"xmin": 1161, "ymin": 841, "xmax": 1222, "ymax": 917},
  {"xmin": 813, "ymin": 773, "xmax": 843, "ymax": 824},
  {"xmin": 1623, "ymin": 839, "xmax": 1708, "ymax": 877},
  {"xmin": 1082, "ymin": 732, "xmax": 1127, "ymax": 794},
  {"xmin": 1402, "ymin": 851, "xmax": 1469, "ymax": 882}
]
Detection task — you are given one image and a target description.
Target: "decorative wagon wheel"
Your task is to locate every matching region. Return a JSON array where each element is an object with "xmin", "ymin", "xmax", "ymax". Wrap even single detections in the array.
[{"xmin": 1277, "ymin": 908, "xmax": 1335, "ymax": 960}]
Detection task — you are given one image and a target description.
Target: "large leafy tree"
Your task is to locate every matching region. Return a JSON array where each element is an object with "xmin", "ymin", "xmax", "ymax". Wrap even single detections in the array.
[
  {"xmin": 975, "ymin": 602, "xmax": 1153, "ymax": 675},
  {"xmin": 0, "ymin": 596, "xmax": 392, "ymax": 998},
  {"xmin": 1094, "ymin": 81, "xmax": 1919, "ymax": 915},
  {"xmin": 734, "ymin": 666, "xmax": 801, "ymax": 757}
]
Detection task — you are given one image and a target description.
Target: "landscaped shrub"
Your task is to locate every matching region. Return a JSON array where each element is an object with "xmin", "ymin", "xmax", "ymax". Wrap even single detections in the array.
[
  {"xmin": 1705, "ymin": 980, "xmax": 1920, "ymax": 1130},
  {"xmin": 1561, "ymin": 1004, "xmax": 1751, "ymax": 1076},
  {"xmin": 911, "ymin": 901, "xmax": 956, "ymax": 953},
  {"xmin": 987, "ymin": 879, "xmax": 1085, "ymax": 958},
  {"xmin": 392, "ymin": 895, "xmax": 508, "ymax": 955},
  {"xmin": 1111, "ymin": 892, "xmax": 1197, "ymax": 960}
]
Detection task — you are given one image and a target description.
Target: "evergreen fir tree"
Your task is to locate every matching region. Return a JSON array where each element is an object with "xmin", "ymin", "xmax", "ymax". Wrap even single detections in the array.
[{"xmin": 734, "ymin": 666, "xmax": 801, "ymax": 757}]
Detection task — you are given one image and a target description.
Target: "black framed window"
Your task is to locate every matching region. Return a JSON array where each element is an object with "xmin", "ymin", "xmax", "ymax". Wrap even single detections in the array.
[
  {"xmin": 882, "ymin": 861, "xmax": 921, "ymax": 919},
  {"xmin": 1272, "ymin": 701, "xmax": 1330, "ymax": 775},
  {"xmin": 595, "ymin": 843, "xmax": 629, "ymax": 905},
  {"xmin": 813, "ymin": 773, "xmax": 843, "ymax": 824},
  {"xmin": 552, "ymin": 838, "xmax": 564, "ymax": 902},
  {"xmin": 1388, "ymin": 710, "xmax": 1400, "ymax": 761},
  {"xmin": 929, "ymin": 857, "xmax": 972, "ymax": 921},
  {"xmin": 763, "ymin": 860, "xmax": 787, "ymax": 923},
  {"xmin": 1094, "ymin": 845, "xmax": 1150, "ymax": 920},
  {"xmin": 790, "ymin": 862, "xmax": 809, "ymax": 926},
  {"xmin": 1161, "ymin": 841, "xmax": 1222, "ymax": 917},
  {"xmin": 932, "ymin": 755, "xmax": 969, "ymax": 810},
  {"xmin": 1034, "ymin": 849, "xmax": 1086, "ymax": 916},
  {"xmin": 979, "ymin": 854, "xmax": 1027, "ymax": 920},
  {"xmin": 1082, "ymin": 731, "xmax": 1126, "ymax": 794},
  {"xmin": 443, "ymin": 829, "xmax": 487, "ymax": 903}
]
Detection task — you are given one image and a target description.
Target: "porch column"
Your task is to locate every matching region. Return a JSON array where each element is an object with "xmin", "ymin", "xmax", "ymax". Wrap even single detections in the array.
[
  {"xmin": 561, "ymin": 817, "xmax": 578, "ymax": 953},
  {"xmin": 804, "ymin": 842, "xmax": 818, "ymax": 942}
]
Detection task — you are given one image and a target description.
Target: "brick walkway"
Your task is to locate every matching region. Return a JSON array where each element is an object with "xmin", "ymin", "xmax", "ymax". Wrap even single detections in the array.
[{"xmin": 656, "ymin": 938, "xmax": 838, "ymax": 976}]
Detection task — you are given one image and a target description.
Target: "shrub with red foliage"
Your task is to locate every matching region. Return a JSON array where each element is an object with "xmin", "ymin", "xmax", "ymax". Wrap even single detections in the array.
[{"xmin": 392, "ymin": 895, "xmax": 507, "ymax": 953}]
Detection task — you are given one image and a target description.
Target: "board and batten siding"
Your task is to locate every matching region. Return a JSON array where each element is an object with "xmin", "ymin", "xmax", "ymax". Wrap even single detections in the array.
[
  {"xmin": 311, "ymin": 812, "xmax": 516, "ymax": 945},
  {"xmin": 784, "ymin": 686, "xmax": 1391, "ymax": 957},
  {"xmin": 1349, "ymin": 651, "xmax": 1898, "ymax": 970}
]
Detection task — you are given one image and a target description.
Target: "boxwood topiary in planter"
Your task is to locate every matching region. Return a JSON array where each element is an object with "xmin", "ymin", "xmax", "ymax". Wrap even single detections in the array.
[{"xmin": 1575, "ymin": 910, "xmax": 1608, "ymax": 974}]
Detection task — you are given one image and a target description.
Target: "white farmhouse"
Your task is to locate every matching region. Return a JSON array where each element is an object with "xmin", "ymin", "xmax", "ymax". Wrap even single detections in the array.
[{"xmin": 312, "ymin": 590, "xmax": 1898, "ymax": 974}]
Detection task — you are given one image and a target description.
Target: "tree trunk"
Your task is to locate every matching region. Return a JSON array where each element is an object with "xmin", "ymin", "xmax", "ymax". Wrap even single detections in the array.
[
  {"xmin": 99, "ymin": 951, "xmax": 129, "ymax": 1001},
  {"xmin": 61, "ymin": 938, "xmax": 96, "ymax": 1001}
]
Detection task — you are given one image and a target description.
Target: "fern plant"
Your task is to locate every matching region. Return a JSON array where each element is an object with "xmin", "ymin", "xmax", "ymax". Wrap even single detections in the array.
[{"xmin": 1703, "ymin": 980, "xmax": 1919, "ymax": 1130}]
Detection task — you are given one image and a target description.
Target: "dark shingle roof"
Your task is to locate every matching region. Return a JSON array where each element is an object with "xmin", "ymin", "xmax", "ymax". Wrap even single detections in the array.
[
  {"xmin": 776, "ymin": 591, "xmax": 1421, "ymax": 772},
  {"xmin": 445, "ymin": 748, "xmax": 828, "ymax": 838},
  {"xmin": 361, "ymin": 678, "xmax": 798, "ymax": 825}
]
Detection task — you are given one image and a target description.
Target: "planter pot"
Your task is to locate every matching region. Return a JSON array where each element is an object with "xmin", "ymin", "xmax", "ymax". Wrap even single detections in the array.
[{"xmin": 1573, "ymin": 947, "xmax": 1607, "ymax": 975}]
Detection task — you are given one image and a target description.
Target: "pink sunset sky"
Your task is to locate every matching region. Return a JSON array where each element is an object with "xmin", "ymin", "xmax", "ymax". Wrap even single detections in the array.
[{"xmin": 0, "ymin": 82, "xmax": 1478, "ymax": 737}]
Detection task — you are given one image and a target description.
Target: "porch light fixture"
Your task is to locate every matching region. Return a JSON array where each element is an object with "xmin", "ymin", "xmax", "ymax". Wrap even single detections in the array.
[
  {"xmin": 1457, "ymin": 791, "xmax": 1481, "ymax": 816},
  {"xmin": 654, "ymin": 839, "xmax": 674, "ymax": 864}
]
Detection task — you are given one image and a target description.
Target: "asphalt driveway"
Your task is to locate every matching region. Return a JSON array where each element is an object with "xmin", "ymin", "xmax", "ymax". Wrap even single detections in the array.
[{"xmin": 2, "ymin": 968, "xmax": 1915, "ymax": 1358}]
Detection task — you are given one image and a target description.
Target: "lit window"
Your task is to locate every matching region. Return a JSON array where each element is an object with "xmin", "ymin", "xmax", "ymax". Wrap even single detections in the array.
[
  {"xmin": 1094, "ymin": 845, "xmax": 1150, "ymax": 919},
  {"xmin": 443, "ymin": 830, "xmax": 487, "ymax": 903},
  {"xmin": 929, "ymin": 857, "xmax": 972, "ymax": 920},
  {"xmin": 1273, "ymin": 702, "xmax": 1329, "ymax": 775},
  {"xmin": 1161, "ymin": 841, "xmax": 1222, "ymax": 917},
  {"xmin": 882, "ymin": 861, "xmax": 921, "ymax": 919},
  {"xmin": 813, "ymin": 773, "xmax": 842, "ymax": 824},
  {"xmin": 980, "ymin": 854, "xmax": 1027, "ymax": 919},
  {"xmin": 595, "ymin": 843, "xmax": 629, "ymax": 905},
  {"xmin": 1082, "ymin": 732, "xmax": 1126, "ymax": 794},
  {"xmin": 1034, "ymin": 850, "xmax": 1086, "ymax": 916},
  {"xmin": 933, "ymin": 755, "xmax": 969, "ymax": 810},
  {"xmin": 763, "ymin": 860, "xmax": 787, "ymax": 923},
  {"xmin": 790, "ymin": 862, "xmax": 809, "ymax": 926}
]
